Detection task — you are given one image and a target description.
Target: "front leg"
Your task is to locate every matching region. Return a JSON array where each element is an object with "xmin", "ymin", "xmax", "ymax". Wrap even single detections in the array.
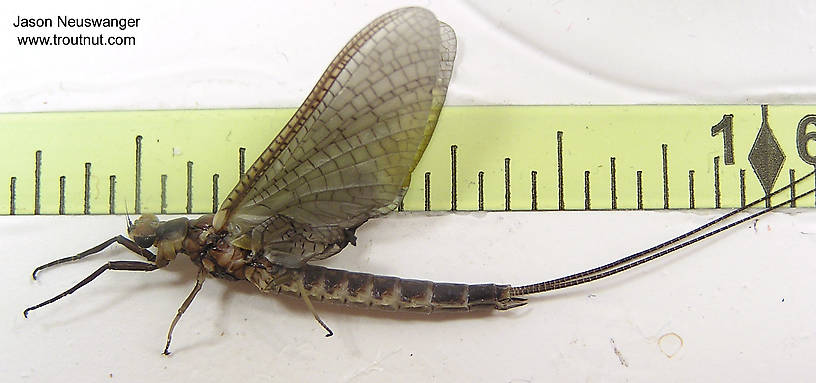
[
  {"xmin": 24, "ymin": 260, "xmax": 159, "ymax": 317},
  {"xmin": 32, "ymin": 235, "xmax": 157, "ymax": 280}
]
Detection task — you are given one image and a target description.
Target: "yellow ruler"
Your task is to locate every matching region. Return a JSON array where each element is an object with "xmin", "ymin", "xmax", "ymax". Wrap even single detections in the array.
[{"xmin": 2, "ymin": 105, "xmax": 815, "ymax": 215}]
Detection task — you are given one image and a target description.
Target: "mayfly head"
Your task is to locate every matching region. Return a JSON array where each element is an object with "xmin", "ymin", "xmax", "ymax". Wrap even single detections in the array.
[
  {"xmin": 127, "ymin": 215, "xmax": 190, "ymax": 267},
  {"xmin": 127, "ymin": 214, "xmax": 160, "ymax": 248}
]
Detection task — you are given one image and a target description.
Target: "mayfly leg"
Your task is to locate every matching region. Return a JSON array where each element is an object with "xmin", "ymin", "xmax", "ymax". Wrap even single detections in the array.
[
  {"xmin": 164, "ymin": 268, "xmax": 206, "ymax": 355},
  {"xmin": 31, "ymin": 235, "xmax": 156, "ymax": 280},
  {"xmin": 298, "ymin": 281, "xmax": 333, "ymax": 337},
  {"xmin": 25, "ymin": 234, "xmax": 160, "ymax": 317},
  {"xmin": 23, "ymin": 260, "xmax": 159, "ymax": 317}
]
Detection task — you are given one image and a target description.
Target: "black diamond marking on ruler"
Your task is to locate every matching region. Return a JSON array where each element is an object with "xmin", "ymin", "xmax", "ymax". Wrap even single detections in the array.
[
  {"xmin": 34, "ymin": 150, "xmax": 42, "ymax": 215},
  {"xmin": 450, "ymin": 145, "xmax": 457, "ymax": 211},
  {"xmin": 748, "ymin": 105, "xmax": 785, "ymax": 208},
  {"xmin": 739, "ymin": 169, "xmax": 746, "ymax": 208},
  {"xmin": 186, "ymin": 161, "xmax": 193, "ymax": 214},
  {"xmin": 58, "ymin": 176, "xmax": 65, "ymax": 215},
  {"xmin": 662, "ymin": 144, "xmax": 669, "ymax": 209},
  {"xmin": 584, "ymin": 170, "xmax": 590, "ymax": 210},
  {"xmin": 109, "ymin": 175, "xmax": 116, "ymax": 214},
  {"xmin": 531, "ymin": 170, "xmax": 538, "ymax": 211},
  {"xmin": 84, "ymin": 163, "xmax": 91, "ymax": 215},
  {"xmin": 790, "ymin": 169, "xmax": 797, "ymax": 207},
  {"xmin": 10, "ymin": 177, "xmax": 16, "ymax": 215},
  {"xmin": 714, "ymin": 156, "xmax": 721, "ymax": 208},
  {"xmin": 504, "ymin": 158, "xmax": 511, "ymax": 211},
  {"xmin": 478, "ymin": 171, "xmax": 484, "ymax": 211},
  {"xmin": 610, "ymin": 157, "xmax": 617, "ymax": 209},
  {"xmin": 688, "ymin": 170, "xmax": 695, "ymax": 209},
  {"xmin": 636, "ymin": 170, "xmax": 643, "ymax": 210},
  {"xmin": 424, "ymin": 172, "xmax": 431, "ymax": 211},
  {"xmin": 212, "ymin": 174, "xmax": 219, "ymax": 214},
  {"xmin": 160, "ymin": 174, "xmax": 168, "ymax": 214},
  {"xmin": 135, "ymin": 135, "xmax": 142, "ymax": 214},
  {"xmin": 557, "ymin": 131, "xmax": 564, "ymax": 210},
  {"xmin": 239, "ymin": 147, "xmax": 246, "ymax": 176}
]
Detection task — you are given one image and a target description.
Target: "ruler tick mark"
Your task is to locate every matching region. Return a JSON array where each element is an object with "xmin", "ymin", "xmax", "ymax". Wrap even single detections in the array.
[
  {"xmin": 84, "ymin": 162, "xmax": 91, "ymax": 215},
  {"xmin": 790, "ymin": 169, "xmax": 797, "ymax": 207},
  {"xmin": 813, "ymin": 165, "xmax": 816, "ymax": 208},
  {"xmin": 161, "ymin": 174, "xmax": 168, "ymax": 214},
  {"xmin": 58, "ymin": 176, "xmax": 65, "ymax": 215},
  {"xmin": 610, "ymin": 157, "xmax": 617, "ymax": 210},
  {"xmin": 450, "ymin": 145, "xmax": 457, "ymax": 211},
  {"xmin": 187, "ymin": 161, "xmax": 194, "ymax": 214},
  {"xmin": 239, "ymin": 147, "xmax": 246, "ymax": 176},
  {"xmin": 504, "ymin": 158, "xmax": 511, "ymax": 211},
  {"xmin": 531, "ymin": 170, "xmax": 538, "ymax": 211},
  {"xmin": 10, "ymin": 177, "xmax": 16, "ymax": 215},
  {"xmin": 424, "ymin": 172, "xmax": 431, "ymax": 211},
  {"xmin": 636, "ymin": 170, "xmax": 643, "ymax": 210},
  {"xmin": 109, "ymin": 175, "xmax": 116, "ymax": 214},
  {"xmin": 688, "ymin": 170, "xmax": 695, "ymax": 209},
  {"xmin": 212, "ymin": 174, "xmax": 219, "ymax": 214},
  {"xmin": 557, "ymin": 131, "xmax": 564, "ymax": 210},
  {"xmin": 813, "ymin": 165, "xmax": 816, "ymax": 207},
  {"xmin": 714, "ymin": 156, "xmax": 721, "ymax": 209},
  {"xmin": 478, "ymin": 171, "xmax": 484, "ymax": 211},
  {"xmin": 662, "ymin": 144, "xmax": 669, "ymax": 209},
  {"xmin": 34, "ymin": 150, "xmax": 42, "ymax": 215},
  {"xmin": 739, "ymin": 169, "xmax": 746, "ymax": 208},
  {"xmin": 135, "ymin": 135, "xmax": 142, "ymax": 214},
  {"xmin": 584, "ymin": 170, "xmax": 590, "ymax": 210}
]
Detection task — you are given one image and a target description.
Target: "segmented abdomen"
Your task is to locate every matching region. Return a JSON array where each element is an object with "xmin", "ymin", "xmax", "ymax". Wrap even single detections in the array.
[{"xmin": 245, "ymin": 264, "xmax": 525, "ymax": 312}]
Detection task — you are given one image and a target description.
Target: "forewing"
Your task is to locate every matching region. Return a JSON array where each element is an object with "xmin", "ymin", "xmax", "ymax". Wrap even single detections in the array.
[{"xmin": 214, "ymin": 7, "xmax": 457, "ymax": 251}]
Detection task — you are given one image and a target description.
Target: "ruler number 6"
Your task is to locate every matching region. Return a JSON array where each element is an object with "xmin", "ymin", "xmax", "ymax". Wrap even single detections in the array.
[{"xmin": 797, "ymin": 115, "xmax": 816, "ymax": 165}]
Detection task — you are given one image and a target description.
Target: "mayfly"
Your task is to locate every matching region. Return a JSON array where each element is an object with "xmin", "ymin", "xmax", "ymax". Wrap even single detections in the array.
[{"xmin": 24, "ymin": 7, "xmax": 816, "ymax": 354}]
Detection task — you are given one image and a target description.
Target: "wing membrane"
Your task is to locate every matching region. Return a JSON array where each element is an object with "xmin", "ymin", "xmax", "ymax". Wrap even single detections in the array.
[{"xmin": 213, "ymin": 7, "xmax": 456, "ymax": 266}]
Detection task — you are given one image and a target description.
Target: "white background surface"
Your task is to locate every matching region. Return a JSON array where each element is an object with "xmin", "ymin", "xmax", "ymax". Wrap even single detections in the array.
[{"xmin": 2, "ymin": 1, "xmax": 816, "ymax": 382}]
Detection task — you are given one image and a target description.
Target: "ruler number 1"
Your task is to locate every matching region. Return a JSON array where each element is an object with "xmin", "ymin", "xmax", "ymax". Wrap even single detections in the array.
[{"xmin": 711, "ymin": 114, "xmax": 735, "ymax": 165}]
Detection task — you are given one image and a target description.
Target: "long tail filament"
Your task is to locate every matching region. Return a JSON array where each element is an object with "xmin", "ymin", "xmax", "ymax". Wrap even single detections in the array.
[{"xmin": 510, "ymin": 170, "xmax": 816, "ymax": 297}]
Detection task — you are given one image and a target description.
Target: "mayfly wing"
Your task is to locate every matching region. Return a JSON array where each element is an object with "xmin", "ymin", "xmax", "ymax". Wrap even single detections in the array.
[{"xmin": 212, "ymin": 7, "xmax": 457, "ymax": 267}]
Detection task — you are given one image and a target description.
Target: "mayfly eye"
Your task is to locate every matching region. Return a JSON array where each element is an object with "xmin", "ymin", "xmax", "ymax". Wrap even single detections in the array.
[{"xmin": 134, "ymin": 235, "xmax": 156, "ymax": 248}]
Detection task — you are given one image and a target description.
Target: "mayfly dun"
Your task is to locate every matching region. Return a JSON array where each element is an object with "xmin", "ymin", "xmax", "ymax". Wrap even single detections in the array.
[{"xmin": 23, "ymin": 7, "xmax": 816, "ymax": 354}]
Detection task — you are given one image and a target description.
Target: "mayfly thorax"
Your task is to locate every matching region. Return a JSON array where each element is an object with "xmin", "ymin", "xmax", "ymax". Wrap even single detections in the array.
[{"xmin": 23, "ymin": 7, "xmax": 816, "ymax": 354}]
